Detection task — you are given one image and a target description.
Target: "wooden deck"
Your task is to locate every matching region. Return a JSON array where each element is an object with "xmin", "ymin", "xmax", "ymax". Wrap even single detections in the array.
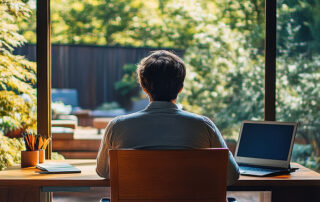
[{"xmin": 52, "ymin": 127, "xmax": 103, "ymax": 159}]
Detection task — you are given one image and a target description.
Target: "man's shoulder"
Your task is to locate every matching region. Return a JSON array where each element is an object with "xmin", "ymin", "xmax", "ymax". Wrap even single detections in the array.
[
  {"xmin": 110, "ymin": 111, "xmax": 147, "ymax": 125},
  {"xmin": 178, "ymin": 110, "xmax": 208, "ymax": 122},
  {"xmin": 175, "ymin": 108, "xmax": 215, "ymax": 122},
  {"xmin": 110, "ymin": 109, "xmax": 215, "ymax": 130},
  {"xmin": 178, "ymin": 110, "xmax": 218, "ymax": 132}
]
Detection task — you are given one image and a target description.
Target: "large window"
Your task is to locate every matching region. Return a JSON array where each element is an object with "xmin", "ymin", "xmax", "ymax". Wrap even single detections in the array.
[
  {"xmin": 32, "ymin": 1, "xmax": 319, "ymax": 163},
  {"xmin": 31, "ymin": 0, "xmax": 266, "ymax": 153},
  {"xmin": 277, "ymin": 0, "xmax": 320, "ymax": 170}
]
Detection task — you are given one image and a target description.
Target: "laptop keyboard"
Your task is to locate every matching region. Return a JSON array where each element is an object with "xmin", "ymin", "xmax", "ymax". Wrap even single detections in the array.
[{"xmin": 240, "ymin": 165, "xmax": 281, "ymax": 172}]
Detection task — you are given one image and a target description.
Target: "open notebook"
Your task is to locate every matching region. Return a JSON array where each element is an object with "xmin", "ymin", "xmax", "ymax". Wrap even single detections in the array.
[{"xmin": 36, "ymin": 163, "xmax": 81, "ymax": 174}]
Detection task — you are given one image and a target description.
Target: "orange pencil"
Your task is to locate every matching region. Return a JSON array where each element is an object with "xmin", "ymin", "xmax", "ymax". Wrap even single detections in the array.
[
  {"xmin": 42, "ymin": 138, "xmax": 51, "ymax": 150},
  {"xmin": 38, "ymin": 136, "xmax": 43, "ymax": 150}
]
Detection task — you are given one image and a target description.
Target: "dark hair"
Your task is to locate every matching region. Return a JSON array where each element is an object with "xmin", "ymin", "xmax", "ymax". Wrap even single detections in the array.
[{"xmin": 137, "ymin": 50, "xmax": 186, "ymax": 101}]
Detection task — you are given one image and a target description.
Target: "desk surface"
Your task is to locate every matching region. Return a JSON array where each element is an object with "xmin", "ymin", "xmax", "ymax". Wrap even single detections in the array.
[
  {"xmin": 0, "ymin": 159, "xmax": 108, "ymax": 187},
  {"xmin": 1, "ymin": 160, "xmax": 320, "ymax": 188},
  {"xmin": 232, "ymin": 163, "xmax": 320, "ymax": 189}
]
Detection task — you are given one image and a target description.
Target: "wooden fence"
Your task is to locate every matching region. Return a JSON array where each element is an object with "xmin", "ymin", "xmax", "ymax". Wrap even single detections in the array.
[{"xmin": 15, "ymin": 44, "xmax": 183, "ymax": 109}]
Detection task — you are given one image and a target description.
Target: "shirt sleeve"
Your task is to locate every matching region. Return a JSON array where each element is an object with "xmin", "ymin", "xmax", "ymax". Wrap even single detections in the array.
[
  {"xmin": 202, "ymin": 116, "xmax": 240, "ymax": 186},
  {"xmin": 96, "ymin": 119, "xmax": 117, "ymax": 179}
]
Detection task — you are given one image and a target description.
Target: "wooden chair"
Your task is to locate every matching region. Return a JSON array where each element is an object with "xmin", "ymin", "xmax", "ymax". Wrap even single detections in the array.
[{"xmin": 105, "ymin": 149, "xmax": 230, "ymax": 202}]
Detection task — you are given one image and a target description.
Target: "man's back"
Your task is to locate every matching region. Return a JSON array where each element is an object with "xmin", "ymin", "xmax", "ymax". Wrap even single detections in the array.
[
  {"xmin": 96, "ymin": 101, "xmax": 240, "ymax": 185},
  {"xmin": 112, "ymin": 101, "xmax": 211, "ymax": 149}
]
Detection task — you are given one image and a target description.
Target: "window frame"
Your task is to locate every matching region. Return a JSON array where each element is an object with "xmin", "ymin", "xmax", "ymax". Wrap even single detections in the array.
[{"xmin": 37, "ymin": 0, "xmax": 52, "ymax": 159}]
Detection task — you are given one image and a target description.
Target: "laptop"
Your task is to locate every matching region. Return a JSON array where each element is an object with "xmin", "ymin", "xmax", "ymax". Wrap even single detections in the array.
[{"xmin": 234, "ymin": 120, "xmax": 298, "ymax": 176}]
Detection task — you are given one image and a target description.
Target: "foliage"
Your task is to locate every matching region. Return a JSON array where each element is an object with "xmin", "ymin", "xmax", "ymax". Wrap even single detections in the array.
[
  {"xmin": 0, "ymin": 0, "xmax": 36, "ymax": 169},
  {"xmin": 0, "ymin": 132, "xmax": 25, "ymax": 171},
  {"xmin": 52, "ymin": 101, "xmax": 72, "ymax": 119},
  {"xmin": 0, "ymin": 0, "xmax": 37, "ymax": 134},
  {"xmin": 123, "ymin": 0, "xmax": 210, "ymax": 48},
  {"xmin": 15, "ymin": 0, "xmax": 320, "ymax": 167},
  {"xmin": 0, "ymin": 131, "xmax": 64, "ymax": 171},
  {"xmin": 20, "ymin": 0, "xmax": 142, "ymax": 45},
  {"xmin": 96, "ymin": 102, "xmax": 121, "ymax": 111},
  {"xmin": 114, "ymin": 64, "xmax": 141, "ymax": 109},
  {"xmin": 114, "ymin": 64, "xmax": 139, "ymax": 97},
  {"xmin": 276, "ymin": 0, "xmax": 320, "ymax": 157},
  {"xmin": 52, "ymin": 152, "xmax": 65, "ymax": 160},
  {"xmin": 214, "ymin": 0, "xmax": 265, "ymax": 54},
  {"xmin": 277, "ymin": 54, "xmax": 320, "ymax": 154},
  {"xmin": 277, "ymin": 0, "xmax": 320, "ymax": 56},
  {"xmin": 179, "ymin": 18, "xmax": 264, "ymax": 137},
  {"xmin": 291, "ymin": 144, "xmax": 320, "ymax": 171}
]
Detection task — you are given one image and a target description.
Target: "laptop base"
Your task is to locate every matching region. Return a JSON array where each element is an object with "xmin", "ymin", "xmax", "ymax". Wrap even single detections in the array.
[{"xmin": 239, "ymin": 165, "xmax": 299, "ymax": 177}]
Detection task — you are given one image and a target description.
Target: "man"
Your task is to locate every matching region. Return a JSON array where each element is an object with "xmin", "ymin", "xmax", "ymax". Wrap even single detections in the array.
[{"xmin": 96, "ymin": 50, "xmax": 240, "ymax": 185}]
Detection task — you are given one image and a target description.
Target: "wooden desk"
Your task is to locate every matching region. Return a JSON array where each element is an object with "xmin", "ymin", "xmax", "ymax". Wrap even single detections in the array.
[
  {"xmin": 228, "ymin": 163, "xmax": 320, "ymax": 202},
  {"xmin": 0, "ymin": 159, "xmax": 108, "ymax": 202},
  {"xmin": 0, "ymin": 161, "xmax": 320, "ymax": 202}
]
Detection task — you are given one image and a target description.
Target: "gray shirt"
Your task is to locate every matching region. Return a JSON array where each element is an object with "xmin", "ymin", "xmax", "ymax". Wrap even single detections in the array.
[{"xmin": 96, "ymin": 101, "xmax": 240, "ymax": 185}]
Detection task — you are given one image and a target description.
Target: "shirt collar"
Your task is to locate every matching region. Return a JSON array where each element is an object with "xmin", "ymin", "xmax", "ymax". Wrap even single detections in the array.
[{"xmin": 145, "ymin": 101, "xmax": 179, "ymax": 110}]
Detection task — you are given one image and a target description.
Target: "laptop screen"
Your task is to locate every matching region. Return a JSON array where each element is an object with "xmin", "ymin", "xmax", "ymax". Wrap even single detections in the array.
[{"xmin": 237, "ymin": 123, "xmax": 295, "ymax": 161}]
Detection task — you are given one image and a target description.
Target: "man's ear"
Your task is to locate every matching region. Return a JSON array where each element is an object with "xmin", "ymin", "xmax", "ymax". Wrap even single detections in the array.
[
  {"xmin": 178, "ymin": 85, "xmax": 184, "ymax": 94},
  {"xmin": 141, "ymin": 85, "xmax": 149, "ymax": 95},
  {"xmin": 141, "ymin": 85, "xmax": 152, "ymax": 100}
]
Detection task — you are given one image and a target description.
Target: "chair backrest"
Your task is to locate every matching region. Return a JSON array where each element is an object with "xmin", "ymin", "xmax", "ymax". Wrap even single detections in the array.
[{"xmin": 109, "ymin": 149, "xmax": 229, "ymax": 202}]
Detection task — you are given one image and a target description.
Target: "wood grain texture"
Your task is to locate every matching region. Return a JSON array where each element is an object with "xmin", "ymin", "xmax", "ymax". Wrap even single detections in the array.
[
  {"xmin": 0, "ymin": 187, "xmax": 44, "ymax": 202},
  {"xmin": 109, "ymin": 149, "xmax": 228, "ymax": 202},
  {"xmin": 52, "ymin": 139, "xmax": 100, "ymax": 151},
  {"xmin": 0, "ymin": 159, "xmax": 108, "ymax": 187},
  {"xmin": 1, "ymin": 159, "xmax": 320, "ymax": 202},
  {"xmin": 36, "ymin": 0, "xmax": 52, "ymax": 159}
]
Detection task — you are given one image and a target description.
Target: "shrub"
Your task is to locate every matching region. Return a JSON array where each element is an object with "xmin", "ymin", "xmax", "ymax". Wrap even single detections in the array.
[
  {"xmin": 0, "ymin": 132, "xmax": 25, "ymax": 171},
  {"xmin": 0, "ymin": 0, "xmax": 36, "ymax": 169}
]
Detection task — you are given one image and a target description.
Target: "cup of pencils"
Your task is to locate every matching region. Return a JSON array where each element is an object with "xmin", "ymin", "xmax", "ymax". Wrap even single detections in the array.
[{"xmin": 21, "ymin": 133, "xmax": 51, "ymax": 168}]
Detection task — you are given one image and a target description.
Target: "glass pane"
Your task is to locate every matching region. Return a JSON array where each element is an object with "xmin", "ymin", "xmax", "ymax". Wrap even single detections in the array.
[
  {"xmin": 0, "ymin": 0, "xmax": 37, "ymax": 169},
  {"xmin": 277, "ymin": 0, "xmax": 320, "ymax": 171},
  {"xmin": 46, "ymin": 0, "xmax": 265, "ymax": 155},
  {"xmin": 180, "ymin": 0, "xmax": 266, "ymax": 145},
  {"xmin": 8, "ymin": 0, "xmax": 265, "ymax": 199}
]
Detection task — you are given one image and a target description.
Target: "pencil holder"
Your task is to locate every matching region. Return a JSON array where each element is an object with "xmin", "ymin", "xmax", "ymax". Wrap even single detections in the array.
[
  {"xmin": 21, "ymin": 150, "xmax": 39, "ymax": 168},
  {"xmin": 39, "ymin": 149, "xmax": 45, "ymax": 163}
]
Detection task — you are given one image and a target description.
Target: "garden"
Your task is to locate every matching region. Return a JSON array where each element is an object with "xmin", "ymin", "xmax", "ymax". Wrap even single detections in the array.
[{"xmin": 1, "ymin": 0, "xmax": 320, "ymax": 171}]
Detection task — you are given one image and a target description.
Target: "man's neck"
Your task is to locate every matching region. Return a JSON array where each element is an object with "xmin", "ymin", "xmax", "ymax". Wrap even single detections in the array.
[{"xmin": 149, "ymin": 98, "xmax": 176, "ymax": 104}]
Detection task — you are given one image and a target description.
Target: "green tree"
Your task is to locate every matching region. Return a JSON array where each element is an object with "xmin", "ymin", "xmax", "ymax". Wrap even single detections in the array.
[
  {"xmin": 276, "ymin": 0, "xmax": 320, "ymax": 156},
  {"xmin": 127, "ymin": 0, "xmax": 264, "ymax": 137},
  {"xmin": 214, "ymin": 0, "xmax": 265, "ymax": 55},
  {"xmin": 0, "ymin": 0, "xmax": 36, "ymax": 169},
  {"xmin": 277, "ymin": 0, "xmax": 320, "ymax": 56},
  {"xmin": 20, "ymin": 0, "xmax": 142, "ymax": 45},
  {"xmin": 54, "ymin": 0, "xmax": 142, "ymax": 45},
  {"xmin": 180, "ymin": 22, "xmax": 264, "ymax": 137},
  {"xmin": 0, "ymin": 0, "xmax": 37, "ymax": 133}
]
